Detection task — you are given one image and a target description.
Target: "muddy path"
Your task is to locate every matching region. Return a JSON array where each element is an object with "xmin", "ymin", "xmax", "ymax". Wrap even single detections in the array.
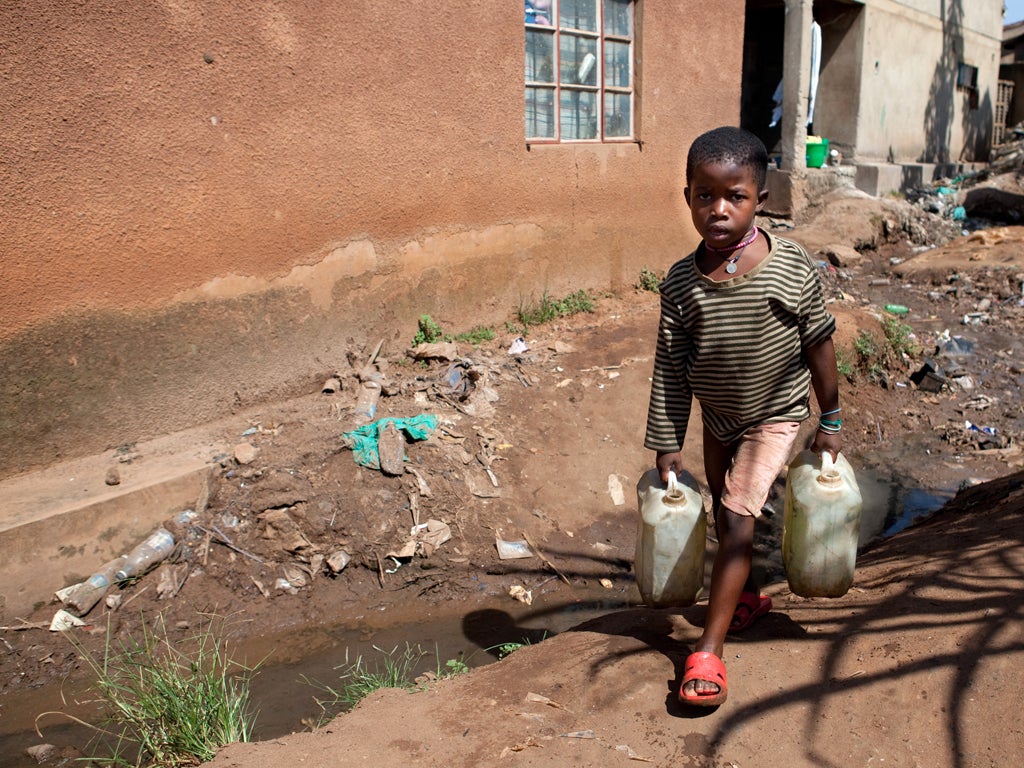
[{"xmin": 3, "ymin": 187, "xmax": 1024, "ymax": 765}]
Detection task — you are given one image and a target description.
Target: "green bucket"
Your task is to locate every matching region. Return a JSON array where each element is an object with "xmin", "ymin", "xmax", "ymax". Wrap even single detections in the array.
[{"xmin": 806, "ymin": 137, "xmax": 829, "ymax": 168}]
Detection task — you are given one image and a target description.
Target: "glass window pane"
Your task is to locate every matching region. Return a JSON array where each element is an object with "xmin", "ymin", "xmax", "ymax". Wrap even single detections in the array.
[
  {"xmin": 525, "ymin": 0, "xmax": 553, "ymax": 26},
  {"xmin": 560, "ymin": 34, "xmax": 599, "ymax": 86},
  {"xmin": 560, "ymin": 89, "xmax": 598, "ymax": 140},
  {"xmin": 603, "ymin": 0, "xmax": 632, "ymax": 36},
  {"xmin": 526, "ymin": 29, "xmax": 555, "ymax": 83},
  {"xmin": 526, "ymin": 87, "xmax": 556, "ymax": 138},
  {"xmin": 604, "ymin": 40, "xmax": 631, "ymax": 88},
  {"xmin": 560, "ymin": 0, "xmax": 598, "ymax": 32},
  {"xmin": 604, "ymin": 91, "xmax": 632, "ymax": 137}
]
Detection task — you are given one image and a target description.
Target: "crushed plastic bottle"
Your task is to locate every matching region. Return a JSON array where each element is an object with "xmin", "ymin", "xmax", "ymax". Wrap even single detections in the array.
[{"xmin": 115, "ymin": 528, "xmax": 176, "ymax": 580}]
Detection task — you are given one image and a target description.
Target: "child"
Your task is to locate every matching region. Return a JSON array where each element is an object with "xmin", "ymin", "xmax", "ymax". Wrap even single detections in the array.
[{"xmin": 644, "ymin": 126, "xmax": 842, "ymax": 707}]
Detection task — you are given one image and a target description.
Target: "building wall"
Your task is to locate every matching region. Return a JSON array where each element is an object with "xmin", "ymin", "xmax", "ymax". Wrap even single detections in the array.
[
  {"xmin": 0, "ymin": 1, "xmax": 743, "ymax": 478},
  {"xmin": 853, "ymin": 0, "xmax": 1003, "ymax": 162}
]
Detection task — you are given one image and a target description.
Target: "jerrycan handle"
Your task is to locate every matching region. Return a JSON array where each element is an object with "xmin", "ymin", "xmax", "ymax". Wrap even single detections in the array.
[
  {"xmin": 664, "ymin": 470, "xmax": 686, "ymax": 502},
  {"xmin": 817, "ymin": 451, "xmax": 842, "ymax": 486}
]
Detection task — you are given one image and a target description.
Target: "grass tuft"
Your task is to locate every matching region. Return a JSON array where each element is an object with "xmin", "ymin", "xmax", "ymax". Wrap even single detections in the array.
[
  {"xmin": 61, "ymin": 613, "xmax": 259, "ymax": 768},
  {"xmin": 516, "ymin": 289, "xmax": 594, "ymax": 329}
]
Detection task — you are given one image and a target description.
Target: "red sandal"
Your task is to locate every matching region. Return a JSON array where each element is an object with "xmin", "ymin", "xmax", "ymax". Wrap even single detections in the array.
[
  {"xmin": 679, "ymin": 651, "xmax": 728, "ymax": 707},
  {"xmin": 729, "ymin": 592, "xmax": 771, "ymax": 633}
]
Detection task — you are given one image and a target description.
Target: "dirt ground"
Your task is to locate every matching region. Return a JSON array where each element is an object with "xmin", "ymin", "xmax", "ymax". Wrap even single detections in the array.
[{"xmin": 5, "ymin": 183, "xmax": 1024, "ymax": 767}]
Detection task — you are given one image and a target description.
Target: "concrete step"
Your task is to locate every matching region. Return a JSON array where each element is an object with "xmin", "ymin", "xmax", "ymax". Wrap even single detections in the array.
[{"xmin": 1, "ymin": 431, "xmax": 228, "ymax": 620}]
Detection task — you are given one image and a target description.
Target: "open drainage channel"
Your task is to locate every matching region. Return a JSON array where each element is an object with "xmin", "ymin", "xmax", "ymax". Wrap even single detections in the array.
[{"xmin": 2, "ymin": 474, "xmax": 954, "ymax": 764}]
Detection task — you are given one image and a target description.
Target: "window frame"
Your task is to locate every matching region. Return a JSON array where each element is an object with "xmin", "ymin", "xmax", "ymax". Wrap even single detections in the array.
[{"xmin": 525, "ymin": 0, "xmax": 636, "ymax": 145}]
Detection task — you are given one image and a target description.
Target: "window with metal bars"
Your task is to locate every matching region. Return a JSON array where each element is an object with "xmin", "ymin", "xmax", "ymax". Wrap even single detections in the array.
[{"xmin": 525, "ymin": 0, "xmax": 635, "ymax": 143}]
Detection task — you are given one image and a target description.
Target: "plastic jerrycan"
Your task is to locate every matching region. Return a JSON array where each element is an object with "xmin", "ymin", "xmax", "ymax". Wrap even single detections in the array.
[
  {"xmin": 635, "ymin": 468, "xmax": 707, "ymax": 608},
  {"xmin": 783, "ymin": 450, "xmax": 863, "ymax": 597}
]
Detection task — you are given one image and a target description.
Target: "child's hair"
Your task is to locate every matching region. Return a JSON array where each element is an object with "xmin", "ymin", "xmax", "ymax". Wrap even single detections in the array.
[{"xmin": 686, "ymin": 127, "xmax": 769, "ymax": 191}]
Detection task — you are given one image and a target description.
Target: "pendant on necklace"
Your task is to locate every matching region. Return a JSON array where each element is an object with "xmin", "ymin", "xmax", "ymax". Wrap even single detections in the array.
[{"xmin": 725, "ymin": 260, "xmax": 739, "ymax": 274}]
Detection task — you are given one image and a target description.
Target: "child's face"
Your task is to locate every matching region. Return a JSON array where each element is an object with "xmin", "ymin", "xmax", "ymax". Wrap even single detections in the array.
[{"xmin": 684, "ymin": 161, "xmax": 768, "ymax": 249}]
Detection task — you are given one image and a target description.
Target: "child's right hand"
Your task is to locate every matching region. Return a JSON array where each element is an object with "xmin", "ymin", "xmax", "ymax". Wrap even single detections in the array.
[{"xmin": 656, "ymin": 451, "xmax": 683, "ymax": 483}]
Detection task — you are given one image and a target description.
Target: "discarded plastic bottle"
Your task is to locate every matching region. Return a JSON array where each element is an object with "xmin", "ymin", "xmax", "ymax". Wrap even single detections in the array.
[
  {"xmin": 353, "ymin": 380, "xmax": 382, "ymax": 424},
  {"xmin": 63, "ymin": 555, "xmax": 129, "ymax": 616},
  {"xmin": 884, "ymin": 304, "xmax": 910, "ymax": 316},
  {"xmin": 783, "ymin": 451, "xmax": 863, "ymax": 598},
  {"xmin": 634, "ymin": 468, "xmax": 707, "ymax": 608},
  {"xmin": 115, "ymin": 528, "xmax": 176, "ymax": 580}
]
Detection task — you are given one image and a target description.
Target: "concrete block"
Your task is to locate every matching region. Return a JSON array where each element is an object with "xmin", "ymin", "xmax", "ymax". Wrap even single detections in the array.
[
  {"xmin": 855, "ymin": 163, "xmax": 904, "ymax": 197},
  {"xmin": 0, "ymin": 439, "xmax": 225, "ymax": 619}
]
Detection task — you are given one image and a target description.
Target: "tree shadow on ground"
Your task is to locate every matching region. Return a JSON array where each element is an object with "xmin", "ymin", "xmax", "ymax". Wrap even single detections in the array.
[{"xmin": 564, "ymin": 469, "xmax": 1024, "ymax": 768}]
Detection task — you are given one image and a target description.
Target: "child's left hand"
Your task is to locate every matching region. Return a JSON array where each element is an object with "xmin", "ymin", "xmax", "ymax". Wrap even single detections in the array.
[{"xmin": 811, "ymin": 429, "xmax": 841, "ymax": 460}]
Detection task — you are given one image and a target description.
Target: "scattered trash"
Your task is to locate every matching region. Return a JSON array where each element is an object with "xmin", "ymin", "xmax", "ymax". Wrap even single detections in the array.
[
  {"xmin": 353, "ymin": 380, "xmax": 382, "ymax": 424},
  {"xmin": 526, "ymin": 691, "xmax": 570, "ymax": 710},
  {"xmin": 936, "ymin": 334, "xmax": 975, "ymax": 358},
  {"xmin": 884, "ymin": 304, "xmax": 909, "ymax": 316},
  {"xmin": 321, "ymin": 376, "xmax": 341, "ymax": 394},
  {"xmin": 961, "ymin": 394, "xmax": 996, "ymax": 411},
  {"xmin": 508, "ymin": 337, "xmax": 529, "ymax": 355},
  {"xmin": 387, "ymin": 519, "xmax": 452, "ymax": 561},
  {"xmin": 909, "ymin": 361, "xmax": 948, "ymax": 392},
  {"xmin": 496, "ymin": 538, "xmax": 534, "ymax": 560},
  {"xmin": 49, "ymin": 610, "xmax": 86, "ymax": 632},
  {"xmin": 616, "ymin": 744, "xmax": 655, "ymax": 762},
  {"xmin": 58, "ymin": 555, "xmax": 128, "ymax": 616},
  {"xmin": 410, "ymin": 341, "xmax": 460, "ymax": 361},
  {"xmin": 599, "ymin": 578, "xmax": 614, "ymax": 589},
  {"xmin": 377, "ymin": 421, "xmax": 406, "ymax": 476},
  {"xmin": 340, "ymin": 415, "xmax": 439, "ymax": 471},
  {"xmin": 509, "ymin": 585, "xmax": 533, "ymax": 605},
  {"xmin": 965, "ymin": 421, "xmax": 997, "ymax": 436},
  {"xmin": 961, "ymin": 312, "xmax": 990, "ymax": 325},
  {"xmin": 560, "ymin": 730, "xmax": 596, "ymax": 739},
  {"xmin": 116, "ymin": 528, "xmax": 176, "ymax": 581},
  {"xmin": 607, "ymin": 474, "xmax": 626, "ymax": 506},
  {"xmin": 274, "ymin": 577, "xmax": 298, "ymax": 594}
]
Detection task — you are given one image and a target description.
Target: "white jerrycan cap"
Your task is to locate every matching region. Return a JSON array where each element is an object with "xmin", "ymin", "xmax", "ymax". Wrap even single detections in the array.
[{"xmin": 817, "ymin": 451, "xmax": 842, "ymax": 486}]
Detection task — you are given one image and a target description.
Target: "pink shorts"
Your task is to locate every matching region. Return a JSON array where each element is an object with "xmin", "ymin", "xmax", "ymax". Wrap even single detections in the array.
[{"xmin": 704, "ymin": 421, "xmax": 801, "ymax": 518}]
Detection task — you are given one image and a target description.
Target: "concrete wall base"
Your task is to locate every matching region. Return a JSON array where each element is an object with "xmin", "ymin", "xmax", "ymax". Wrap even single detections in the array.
[{"xmin": 0, "ymin": 434, "xmax": 225, "ymax": 619}]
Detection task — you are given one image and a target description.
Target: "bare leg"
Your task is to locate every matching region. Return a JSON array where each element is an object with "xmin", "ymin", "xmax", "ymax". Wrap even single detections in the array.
[{"xmin": 682, "ymin": 506, "xmax": 754, "ymax": 697}]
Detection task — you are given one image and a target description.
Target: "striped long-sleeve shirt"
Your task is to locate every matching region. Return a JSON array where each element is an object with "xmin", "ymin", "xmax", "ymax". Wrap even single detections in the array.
[{"xmin": 644, "ymin": 231, "xmax": 836, "ymax": 452}]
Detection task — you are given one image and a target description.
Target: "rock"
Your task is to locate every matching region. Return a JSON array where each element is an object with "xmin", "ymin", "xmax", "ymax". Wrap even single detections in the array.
[
  {"xmin": 326, "ymin": 550, "xmax": 351, "ymax": 573},
  {"xmin": 104, "ymin": 466, "xmax": 121, "ymax": 485},
  {"xmin": 820, "ymin": 243, "xmax": 864, "ymax": 268},
  {"xmin": 234, "ymin": 442, "xmax": 259, "ymax": 465}
]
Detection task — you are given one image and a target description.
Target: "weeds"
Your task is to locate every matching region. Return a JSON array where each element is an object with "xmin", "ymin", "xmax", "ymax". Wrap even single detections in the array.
[
  {"xmin": 54, "ymin": 613, "xmax": 259, "ymax": 768},
  {"xmin": 410, "ymin": 315, "xmax": 495, "ymax": 347},
  {"xmin": 835, "ymin": 346, "xmax": 856, "ymax": 382},
  {"xmin": 304, "ymin": 643, "xmax": 471, "ymax": 725},
  {"xmin": 880, "ymin": 316, "xmax": 921, "ymax": 358},
  {"xmin": 849, "ymin": 315, "xmax": 923, "ymax": 385},
  {"xmin": 453, "ymin": 326, "xmax": 496, "ymax": 344},
  {"xmin": 516, "ymin": 289, "xmax": 594, "ymax": 329},
  {"xmin": 636, "ymin": 267, "xmax": 663, "ymax": 293},
  {"xmin": 411, "ymin": 315, "xmax": 445, "ymax": 347}
]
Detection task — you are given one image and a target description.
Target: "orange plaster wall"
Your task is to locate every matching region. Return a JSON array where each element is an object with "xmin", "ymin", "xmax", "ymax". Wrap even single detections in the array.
[{"xmin": 0, "ymin": 0, "xmax": 744, "ymax": 477}]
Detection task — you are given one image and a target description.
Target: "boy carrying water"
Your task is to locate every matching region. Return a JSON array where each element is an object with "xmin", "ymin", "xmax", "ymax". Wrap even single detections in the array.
[{"xmin": 645, "ymin": 126, "xmax": 842, "ymax": 706}]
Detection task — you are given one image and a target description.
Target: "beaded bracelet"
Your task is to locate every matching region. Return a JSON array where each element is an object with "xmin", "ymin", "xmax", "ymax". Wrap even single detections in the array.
[{"xmin": 821, "ymin": 407, "xmax": 842, "ymax": 417}]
